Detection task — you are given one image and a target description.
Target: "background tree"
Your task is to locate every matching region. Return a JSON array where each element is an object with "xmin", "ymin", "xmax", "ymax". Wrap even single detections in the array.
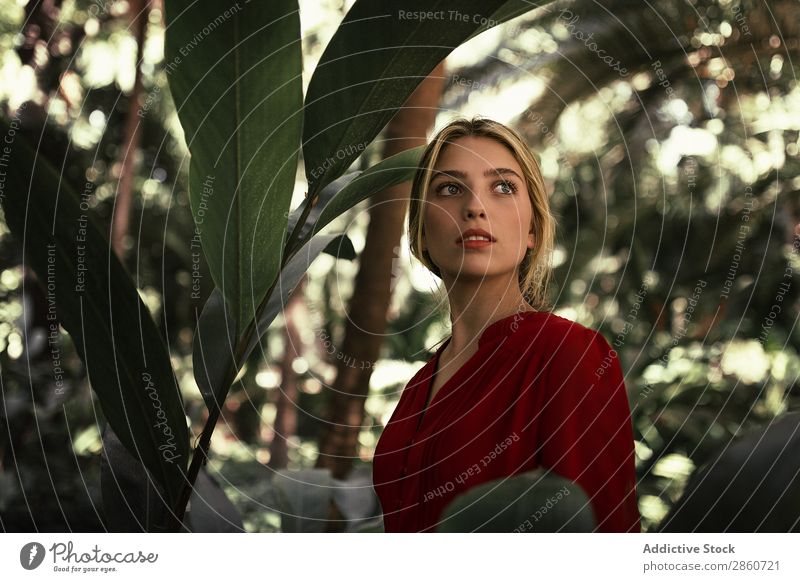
[{"xmin": 314, "ymin": 62, "xmax": 446, "ymax": 480}]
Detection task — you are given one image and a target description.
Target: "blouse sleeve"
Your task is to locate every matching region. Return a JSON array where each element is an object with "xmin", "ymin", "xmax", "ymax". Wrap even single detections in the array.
[{"xmin": 537, "ymin": 327, "xmax": 641, "ymax": 532}]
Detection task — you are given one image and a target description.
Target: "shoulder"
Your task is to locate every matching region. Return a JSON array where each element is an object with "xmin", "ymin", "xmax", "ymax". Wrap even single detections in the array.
[
  {"xmin": 513, "ymin": 312, "xmax": 618, "ymax": 376},
  {"xmin": 514, "ymin": 311, "xmax": 608, "ymax": 351}
]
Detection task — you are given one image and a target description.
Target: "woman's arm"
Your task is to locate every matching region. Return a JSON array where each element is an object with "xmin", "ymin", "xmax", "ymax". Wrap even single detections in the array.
[{"xmin": 537, "ymin": 326, "xmax": 641, "ymax": 532}]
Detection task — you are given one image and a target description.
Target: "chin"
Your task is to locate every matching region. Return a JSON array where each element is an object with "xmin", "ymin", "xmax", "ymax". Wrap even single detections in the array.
[{"xmin": 441, "ymin": 265, "xmax": 510, "ymax": 281}]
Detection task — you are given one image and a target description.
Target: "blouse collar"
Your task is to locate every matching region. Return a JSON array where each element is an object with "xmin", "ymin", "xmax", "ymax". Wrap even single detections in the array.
[
  {"xmin": 429, "ymin": 310, "xmax": 550, "ymax": 358},
  {"xmin": 472, "ymin": 310, "xmax": 549, "ymax": 347}
]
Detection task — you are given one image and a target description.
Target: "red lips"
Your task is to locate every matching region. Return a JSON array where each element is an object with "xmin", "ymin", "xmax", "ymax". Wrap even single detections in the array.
[{"xmin": 456, "ymin": 228, "xmax": 496, "ymax": 243}]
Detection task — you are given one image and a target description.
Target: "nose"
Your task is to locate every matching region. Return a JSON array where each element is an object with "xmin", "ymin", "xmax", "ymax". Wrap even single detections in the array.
[{"xmin": 462, "ymin": 189, "xmax": 486, "ymax": 220}]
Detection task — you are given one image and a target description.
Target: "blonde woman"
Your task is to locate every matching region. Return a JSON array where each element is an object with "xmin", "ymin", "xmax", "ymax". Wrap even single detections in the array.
[{"xmin": 372, "ymin": 116, "xmax": 640, "ymax": 532}]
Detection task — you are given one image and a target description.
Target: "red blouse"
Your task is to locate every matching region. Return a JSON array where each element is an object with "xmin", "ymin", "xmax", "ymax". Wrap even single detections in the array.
[{"xmin": 372, "ymin": 310, "xmax": 640, "ymax": 532}]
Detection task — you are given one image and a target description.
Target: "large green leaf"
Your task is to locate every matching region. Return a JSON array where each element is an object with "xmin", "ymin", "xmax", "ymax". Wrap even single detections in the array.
[
  {"xmin": 192, "ymin": 146, "xmax": 420, "ymax": 413},
  {"xmin": 164, "ymin": 0, "xmax": 303, "ymax": 337},
  {"xmin": 437, "ymin": 469, "xmax": 595, "ymax": 532},
  {"xmin": 1, "ymin": 120, "xmax": 188, "ymax": 510},
  {"xmin": 101, "ymin": 423, "xmax": 242, "ymax": 532},
  {"xmin": 302, "ymin": 0, "xmax": 550, "ymax": 197},
  {"xmin": 657, "ymin": 412, "xmax": 800, "ymax": 533},
  {"xmin": 100, "ymin": 423, "xmax": 169, "ymax": 532},
  {"xmin": 304, "ymin": 145, "xmax": 424, "ymax": 243},
  {"xmin": 464, "ymin": 0, "xmax": 547, "ymax": 42}
]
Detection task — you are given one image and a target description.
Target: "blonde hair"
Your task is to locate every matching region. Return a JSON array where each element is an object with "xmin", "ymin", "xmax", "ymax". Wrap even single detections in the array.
[{"xmin": 407, "ymin": 116, "xmax": 556, "ymax": 311}]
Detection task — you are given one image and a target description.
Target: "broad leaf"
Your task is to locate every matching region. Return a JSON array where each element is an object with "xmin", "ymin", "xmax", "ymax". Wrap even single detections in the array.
[
  {"xmin": 100, "ymin": 423, "xmax": 169, "ymax": 532},
  {"xmin": 101, "ymin": 423, "xmax": 242, "ymax": 532},
  {"xmin": 164, "ymin": 0, "xmax": 304, "ymax": 338},
  {"xmin": 302, "ymin": 0, "xmax": 549, "ymax": 197},
  {"xmin": 305, "ymin": 145, "xmax": 424, "ymax": 242},
  {"xmin": 1, "ymin": 121, "xmax": 188, "ymax": 510},
  {"xmin": 657, "ymin": 412, "xmax": 800, "ymax": 533},
  {"xmin": 437, "ymin": 468, "xmax": 595, "ymax": 532},
  {"xmin": 286, "ymin": 170, "xmax": 362, "ymax": 247}
]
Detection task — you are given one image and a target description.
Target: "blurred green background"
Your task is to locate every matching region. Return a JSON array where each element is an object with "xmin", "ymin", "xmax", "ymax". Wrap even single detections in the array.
[{"xmin": 0, "ymin": 0, "xmax": 798, "ymax": 532}]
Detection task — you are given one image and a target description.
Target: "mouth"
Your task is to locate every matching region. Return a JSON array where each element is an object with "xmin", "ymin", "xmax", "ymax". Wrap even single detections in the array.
[{"xmin": 456, "ymin": 229, "xmax": 496, "ymax": 249}]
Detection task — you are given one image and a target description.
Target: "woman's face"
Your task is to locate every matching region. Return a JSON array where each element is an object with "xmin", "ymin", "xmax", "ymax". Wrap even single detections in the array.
[{"xmin": 422, "ymin": 136, "xmax": 534, "ymax": 282}]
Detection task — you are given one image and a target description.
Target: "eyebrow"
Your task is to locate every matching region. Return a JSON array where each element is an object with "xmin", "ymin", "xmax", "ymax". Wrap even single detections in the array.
[{"xmin": 429, "ymin": 168, "xmax": 523, "ymax": 183}]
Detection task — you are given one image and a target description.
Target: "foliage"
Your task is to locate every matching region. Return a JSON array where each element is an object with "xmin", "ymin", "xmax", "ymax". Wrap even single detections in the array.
[
  {"xmin": 1, "ymin": 0, "xmax": 798, "ymax": 532},
  {"xmin": 437, "ymin": 468, "xmax": 596, "ymax": 532},
  {"xmin": 440, "ymin": 0, "xmax": 800, "ymax": 530},
  {"xmin": 0, "ymin": 0, "xmax": 553, "ymax": 531}
]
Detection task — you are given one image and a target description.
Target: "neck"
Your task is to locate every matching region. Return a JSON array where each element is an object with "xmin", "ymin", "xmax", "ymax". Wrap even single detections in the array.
[{"xmin": 440, "ymin": 272, "xmax": 535, "ymax": 354}]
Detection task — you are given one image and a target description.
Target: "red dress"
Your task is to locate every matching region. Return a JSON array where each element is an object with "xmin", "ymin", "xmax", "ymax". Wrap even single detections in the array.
[{"xmin": 372, "ymin": 310, "xmax": 641, "ymax": 532}]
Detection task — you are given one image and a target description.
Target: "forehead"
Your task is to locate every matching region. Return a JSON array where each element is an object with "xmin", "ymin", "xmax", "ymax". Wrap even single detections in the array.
[{"xmin": 434, "ymin": 136, "xmax": 521, "ymax": 173}]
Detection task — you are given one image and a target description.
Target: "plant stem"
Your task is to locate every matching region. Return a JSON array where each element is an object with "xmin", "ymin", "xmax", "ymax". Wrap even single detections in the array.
[
  {"xmin": 169, "ymin": 189, "xmax": 319, "ymax": 531},
  {"xmin": 168, "ymin": 271, "xmax": 281, "ymax": 530},
  {"xmin": 282, "ymin": 192, "xmax": 316, "ymax": 266}
]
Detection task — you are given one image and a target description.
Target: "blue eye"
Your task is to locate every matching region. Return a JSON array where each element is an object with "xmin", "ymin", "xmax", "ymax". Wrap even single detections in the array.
[
  {"xmin": 495, "ymin": 181, "xmax": 518, "ymax": 194},
  {"xmin": 433, "ymin": 180, "xmax": 518, "ymax": 195},
  {"xmin": 435, "ymin": 182, "xmax": 461, "ymax": 195}
]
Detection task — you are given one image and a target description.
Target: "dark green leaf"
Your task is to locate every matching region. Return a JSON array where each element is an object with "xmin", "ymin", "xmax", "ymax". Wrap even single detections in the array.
[
  {"xmin": 100, "ymin": 423, "xmax": 169, "ymax": 532},
  {"xmin": 307, "ymin": 146, "xmax": 425, "ymax": 241},
  {"xmin": 1, "ymin": 120, "xmax": 189, "ymax": 510},
  {"xmin": 657, "ymin": 411, "xmax": 800, "ymax": 533},
  {"xmin": 437, "ymin": 468, "xmax": 596, "ymax": 532},
  {"xmin": 302, "ymin": 0, "xmax": 549, "ymax": 197},
  {"xmin": 164, "ymin": 0, "xmax": 304, "ymax": 337}
]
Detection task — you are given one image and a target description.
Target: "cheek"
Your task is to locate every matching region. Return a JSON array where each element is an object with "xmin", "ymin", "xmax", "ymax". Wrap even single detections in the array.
[
  {"xmin": 504, "ymin": 210, "xmax": 530, "ymax": 239},
  {"xmin": 518, "ymin": 207, "xmax": 534, "ymax": 238},
  {"xmin": 505, "ymin": 214, "xmax": 533, "ymax": 254},
  {"xmin": 423, "ymin": 205, "xmax": 453, "ymax": 236}
]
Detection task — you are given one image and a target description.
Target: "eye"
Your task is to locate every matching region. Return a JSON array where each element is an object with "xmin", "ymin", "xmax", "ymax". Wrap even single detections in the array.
[
  {"xmin": 434, "ymin": 181, "xmax": 461, "ymax": 196},
  {"xmin": 494, "ymin": 180, "xmax": 518, "ymax": 195}
]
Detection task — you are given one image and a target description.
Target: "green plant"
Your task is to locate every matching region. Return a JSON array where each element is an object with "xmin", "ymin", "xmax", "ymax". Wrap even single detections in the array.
[
  {"xmin": 656, "ymin": 411, "xmax": 800, "ymax": 533},
  {"xmin": 1, "ymin": 0, "xmax": 553, "ymax": 531},
  {"xmin": 437, "ymin": 468, "xmax": 596, "ymax": 532}
]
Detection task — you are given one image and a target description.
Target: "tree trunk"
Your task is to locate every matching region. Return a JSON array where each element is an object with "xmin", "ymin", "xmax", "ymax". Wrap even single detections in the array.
[
  {"xmin": 111, "ymin": 0, "xmax": 149, "ymax": 259},
  {"xmin": 314, "ymin": 62, "xmax": 446, "ymax": 479},
  {"xmin": 268, "ymin": 276, "xmax": 307, "ymax": 469}
]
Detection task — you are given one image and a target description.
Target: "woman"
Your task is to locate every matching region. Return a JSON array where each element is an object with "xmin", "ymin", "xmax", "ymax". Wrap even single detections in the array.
[{"xmin": 372, "ymin": 116, "xmax": 640, "ymax": 533}]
